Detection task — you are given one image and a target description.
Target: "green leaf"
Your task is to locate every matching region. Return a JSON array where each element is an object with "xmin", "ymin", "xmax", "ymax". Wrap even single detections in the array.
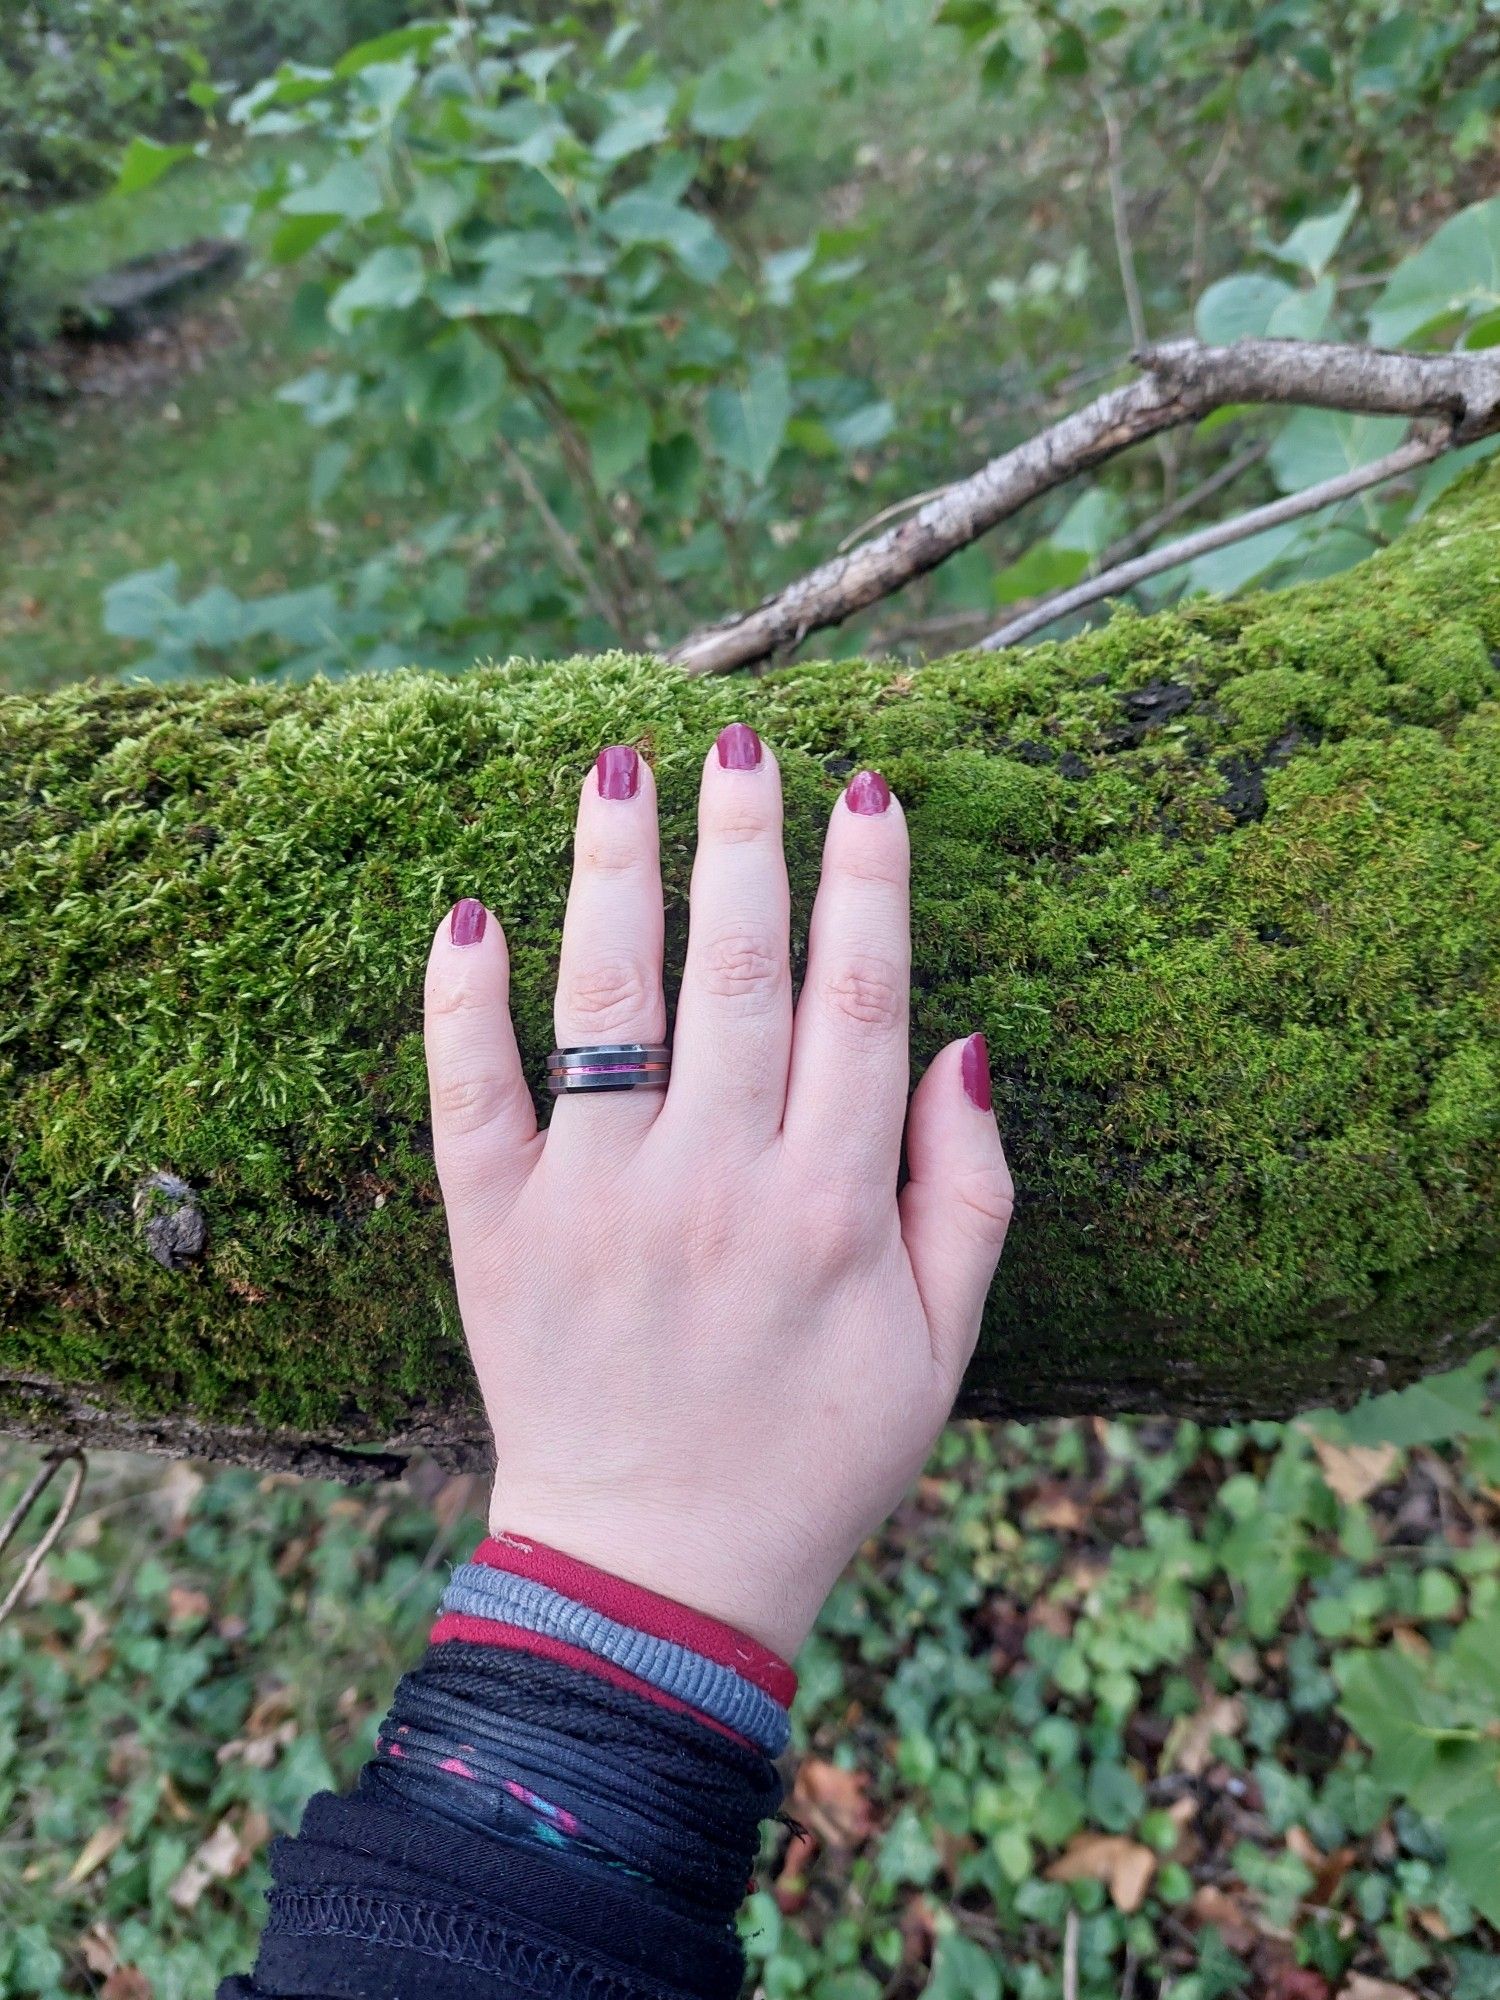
[
  {"xmin": 112, "ymin": 136, "xmax": 199, "ymax": 197},
  {"xmin": 1195, "ymin": 274, "xmax": 1299, "ymax": 344},
  {"xmin": 1369, "ymin": 196, "xmax": 1500, "ymax": 345},
  {"xmin": 327, "ymin": 246, "xmax": 426, "ymax": 332},
  {"xmin": 875, "ymin": 1805, "xmax": 942, "ymax": 1888},
  {"xmin": 827, "ymin": 400, "xmax": 896, "ymax": 452},
  {"xmin": 1329, "ymin": 1353, "xmax": 1493, "ymax": 1447},
  {"xmin": 1448, "ymin": 1790, "xmax": 1500, "ymax": 1926},
  {"xmin": 706, "ymin": 355, "xmax": 792, "ymax": 484},
  {"xmin": 333, "ymin": 22, "xmax": 449, "ymax": 74},
  {"xmin": 690, "ymin": 64, "xmax": 766, "ymax": 139},
  {"xmin": 1267, "ymin": 408, "xmax": 1406, "ymax": 493},
  {"xmin": 602, "ymin": 193, "xmax": 730, "ymax": 282},
  {"xmin": 1263, "ymin": 190, "xmax": 1360, "ymax": 279},
  {"xmin": 649, "ymin": 431, "xmax": 702, "ymax": 508},
  {"xmin": 102, "ymin": 563, "xmax": 182, "ymax": 640},
  {"xmin": 282, "ymin": 158, "xmax": 385, "ymax": 222},
  {"xmin": 430, "ymin": 268, "xmax": 534, "ymax": 319},
  {"xmin": 594, "ymin": 81, "xmax": 676, "ymax": 162},
  {"xmin": 762, "ymin": 242, "xmax": 816, "ymax": 305},
  {"xmin": 589, "ymin": 404, "xmax": 651, "ymax": 486},
  {"xmin": 992, "ymin": 541, "xmax": 1089, "ymax": 606},
  {"xmin": 269, "ymin": 211, "xmax": 341, "ymax": 263},
  {"xmin": 1268, "ymin": 276, "xmax": 1334, "ymax": 341},
  {"xmin": 926, "ymin": 1931, "xmax": 1002, "ymax": 2000}
]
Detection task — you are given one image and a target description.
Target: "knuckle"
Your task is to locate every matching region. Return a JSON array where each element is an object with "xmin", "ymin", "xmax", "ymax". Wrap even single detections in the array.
[
  {"xmin": 821, "ymin": 953, "xmax": 906, "ymax": 1035},
  {"xmin": 953, "ymin": 1162, "xmax": 1016, "ymax": 1240},
  {"xmin": 836, "ymin": 848, "xmax": 907, "ymax": 890},
  {"xmin": 563, "ymin": 958, "xmax": 654, "ymax": 1033},
  {"xmin": 706, "ymin": 799, "xmax": 777, "ymax": 847},
  {"xmin": 431, "ymin": 1065, "xmax": 517, "ymax": 1139},
  {"xmin": 699, "ymin": 923, "xmax": 785, "ymax": 1004},
  {"xmin": 425, "ymin": 972, "xmax": 490, "ymax": 1021},
  {"xmin": 577, "ymin": 828, "xmax": 647, "ymax": 877}
]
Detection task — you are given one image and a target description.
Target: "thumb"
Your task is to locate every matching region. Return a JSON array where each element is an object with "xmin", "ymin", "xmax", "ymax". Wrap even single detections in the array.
[{"xmin": 899, "ymin": 1033, "xmax": 1013, "ymax": 1385}]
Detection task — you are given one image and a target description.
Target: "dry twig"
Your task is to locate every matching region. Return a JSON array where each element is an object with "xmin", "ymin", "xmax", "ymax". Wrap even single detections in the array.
[{"xmin": 667, "ymin": 339, "xmax": 1500, "ymax": 677}]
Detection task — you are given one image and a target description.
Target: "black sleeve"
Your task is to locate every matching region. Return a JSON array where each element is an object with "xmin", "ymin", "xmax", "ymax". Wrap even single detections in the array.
[{"xmin": 217, "ymin": 1640, "xmax": 786, "ymax": 2000}]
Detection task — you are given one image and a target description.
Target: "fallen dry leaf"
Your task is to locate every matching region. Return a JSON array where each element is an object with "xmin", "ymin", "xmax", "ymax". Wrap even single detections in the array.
[
  {"xmin": 152, "ymin": 1462, "xmax": 204, "ymax": 1537},
  {"xmin": 64, "ymin": 1823, "xmax": 124, "ymax": 1888},
  {"xmin": 788, "ymin": 1759, "xmax": 877, "ymax": 1849},
  {"xmin": 102, "ymin": 1970, "xmax": 152, "ymax": 2000},
  {"xmin": 167, "ymin": 1585, "xmax": 211, "ymax": 1624},
  {"xmin": 1188, "ymin": 1883, "xmax": 1258, "ymax": 1953},
  {"xmin": 79, "ymin": 1924, "xmax": 118, "ymax": 1976},
  {"xmin": 1303, "ymin": 1431, "xmax": 1399, "ymax": 1505},
  {"xmin": 1164, "ymin": 1694, "xmax": 1245, "ymax": 1777},
  {"xmin": 167, "ymin": 1816, "xmax": 255, "ymax": 1912},
  {"xmin": 1025, "ymin": 1484, "xmax": 1087, "ymax": 1531},
  {"xmin": 1340, "ymin": 1979, "xmax": 1421, "ymax": 2000},
  {"xmin": 1045, "ymin": 1833, "xmax": 1156, "ymax": 1913},
  {"xmin": 773, "ymin": 1827, "xmax": 818, "ymax": 1914}
]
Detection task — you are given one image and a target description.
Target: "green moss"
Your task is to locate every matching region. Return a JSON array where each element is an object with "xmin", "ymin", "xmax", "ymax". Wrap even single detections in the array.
[{"xmin": 3, "ymin": 464, "xmax": 1499, "ymax": 1443}]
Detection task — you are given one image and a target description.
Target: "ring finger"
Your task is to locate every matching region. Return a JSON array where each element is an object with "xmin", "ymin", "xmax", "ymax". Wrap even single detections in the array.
[{"xmin": 548, "ymin": 743, "xmax": 666, "ymax": 1147}]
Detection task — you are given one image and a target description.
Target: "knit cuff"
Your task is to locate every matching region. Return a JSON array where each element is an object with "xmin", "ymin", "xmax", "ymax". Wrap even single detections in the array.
[{"xmin": 475, "ymin": 1531, "xmax": 799, "ymax": 1708}]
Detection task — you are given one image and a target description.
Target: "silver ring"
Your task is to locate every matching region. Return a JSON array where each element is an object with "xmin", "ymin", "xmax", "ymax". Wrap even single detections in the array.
[{"xmin": 547, "ymin": 1043, "xmax": 671, "ymax": 1095}]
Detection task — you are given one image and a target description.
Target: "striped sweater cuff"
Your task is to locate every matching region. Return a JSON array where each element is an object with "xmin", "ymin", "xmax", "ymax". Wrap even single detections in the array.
[
  {"xmin": 475, "ymin": 1532, "xmax": 798, "ymax": 1708},
  {"xmin": 440, "ymin": 1567, "xmax": 790, "ymax": 1758}
]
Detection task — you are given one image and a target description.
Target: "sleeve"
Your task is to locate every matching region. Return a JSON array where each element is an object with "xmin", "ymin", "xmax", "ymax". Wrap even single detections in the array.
[{"xmin": 216, "ymin": 1531, "xmax": 798, "ymax": 2000}]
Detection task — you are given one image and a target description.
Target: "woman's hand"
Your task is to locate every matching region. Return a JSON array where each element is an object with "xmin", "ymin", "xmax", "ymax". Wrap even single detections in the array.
[{"xmin": 422, "ymin": 727, "xmax": 1012, "ymax": 1661}]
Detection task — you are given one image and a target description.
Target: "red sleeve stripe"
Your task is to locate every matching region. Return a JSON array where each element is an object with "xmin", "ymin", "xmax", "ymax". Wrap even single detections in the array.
[{"xmin": 473, "ymin": 1531, "xmax": 798, "ymax": 1709}]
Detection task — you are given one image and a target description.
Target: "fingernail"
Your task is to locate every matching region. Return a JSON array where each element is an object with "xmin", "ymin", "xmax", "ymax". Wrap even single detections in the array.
[
  {"xmin": 845, "ymin": 769, "xmax": 891, "ymax": 815},
  {"xmin": 596, "ymin": 744, "xmax": 640, "ymax": 800},
  {"xmin": 450, "ymin": 899, "xmax": 486, "ymax": 948},
  {"xmin": 716, "ymin": 722, "xmax": 762, "ymax": 770},
  {"xmin": 962, "ymin": 1032, "xmax": 992, "ymax": 1111}
]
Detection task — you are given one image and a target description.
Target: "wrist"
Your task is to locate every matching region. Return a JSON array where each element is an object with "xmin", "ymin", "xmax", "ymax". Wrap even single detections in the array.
[{"xmin": 486, "ymin": 1486, "xmax": 817, "ymax": 1663}]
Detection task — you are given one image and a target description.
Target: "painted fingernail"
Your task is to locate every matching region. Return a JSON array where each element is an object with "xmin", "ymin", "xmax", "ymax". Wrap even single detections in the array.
[
  {"xmin": 596, "ymin": 744, "xmax": 640, "ymax": 800},
  {"xmin": 962, "ymin": 1032, "xmax": 992, "ymax": 1111},
  {"xmin": 845, "ymin": 768, "xmax": 891, "ymax": 815},
  {"xmin": 450, "ymin": 899, "xmax": 486, "ymax": 948},
  {"xmin": 716, "ymin": 722, "xmax": 762, "ymax": 770}
]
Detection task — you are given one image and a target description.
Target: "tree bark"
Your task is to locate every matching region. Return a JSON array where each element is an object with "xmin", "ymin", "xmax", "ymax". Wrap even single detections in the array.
[{"xmin": 2, "ymin": 463, "xmax": 1497, "ymax": 1479}]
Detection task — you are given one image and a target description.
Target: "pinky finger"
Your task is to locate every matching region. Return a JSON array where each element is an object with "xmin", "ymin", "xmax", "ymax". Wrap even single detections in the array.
[
  {"xmin": 898, "ymin": 1033, "xmax": 1013, "ymax": 1387},
  {"xmin": 424, "ymin": 899, "xmax": 540, "ymax": 1222}
]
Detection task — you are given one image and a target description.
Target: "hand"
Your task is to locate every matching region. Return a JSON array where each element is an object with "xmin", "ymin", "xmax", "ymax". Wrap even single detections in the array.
[{"xmin": 422, "ymin": 726, "xmax": 1012, "ymax": 1661}]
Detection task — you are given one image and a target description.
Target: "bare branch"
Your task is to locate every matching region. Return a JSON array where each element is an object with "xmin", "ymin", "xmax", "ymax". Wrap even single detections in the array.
[
  {"xmin": 981, "ymin": 425, "xmax": 1452, "ymax": 650},
  {"xmin": 496, "ymin": 432, "xmax": 620, "ymax": 638},
  {"xmin": 1099, "ymin": 92, "xmax": 1147, "ymax": 350},
  {"xmin": 667, "ymin": 339, "xmax": 1500, "ymax": 678}
]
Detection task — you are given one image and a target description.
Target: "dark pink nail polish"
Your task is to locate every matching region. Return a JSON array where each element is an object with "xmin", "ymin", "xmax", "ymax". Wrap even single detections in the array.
[
  {"xmin": 962, "ymin": 1032, "xmax": 992, "ymax": 1111},
  {"xmin": 596, "ymin": 744, "xmax": 640, "ymax": 800},
  {"xmin": 450, "ymin": 899, "xmax": 486, "ymax": 948},
  {"xmin": 716, "ymin": 722, "xmax": 762, "ymax": 770},
  {"xmin": 845, "ymin": 768, "xmax": 891, "ymax": 815}
]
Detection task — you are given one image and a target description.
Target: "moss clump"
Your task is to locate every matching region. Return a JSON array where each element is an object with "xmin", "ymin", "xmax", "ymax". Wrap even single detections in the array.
[{"xmin": 3, "ymin": 465, "xmax": 1499, "ymax": 1455}]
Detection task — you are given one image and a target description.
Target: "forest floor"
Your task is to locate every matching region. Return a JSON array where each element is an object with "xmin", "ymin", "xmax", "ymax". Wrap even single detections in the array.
[{"xmin": 4, "ymin": 1369, "xmax": 1500, "ymax": 1998}]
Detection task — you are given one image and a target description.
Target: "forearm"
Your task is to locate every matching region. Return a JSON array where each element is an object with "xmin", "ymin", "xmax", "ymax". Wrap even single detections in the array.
[{"xmin": 220, "ymin": 1532, "xmax": 795, "ymax": 2000}]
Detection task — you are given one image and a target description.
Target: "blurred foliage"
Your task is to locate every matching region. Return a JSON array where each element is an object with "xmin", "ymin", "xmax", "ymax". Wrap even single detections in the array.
[
  {"xmin": 4, "ymin": 1354, "xmax": 1500, "ymax": 1994},
  {"xmin": 83, "ymin": 0, "xmax": 1500, "ymax": 683},
  {"xmin": 0, "ymin": 1, "xmax": 218, "ymax": 204}
]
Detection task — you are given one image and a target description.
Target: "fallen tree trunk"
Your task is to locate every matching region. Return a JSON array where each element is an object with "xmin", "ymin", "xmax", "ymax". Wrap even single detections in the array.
[{"xmin": 3, "ymin": 465, "xmax": 1498, "ymax": 1478}]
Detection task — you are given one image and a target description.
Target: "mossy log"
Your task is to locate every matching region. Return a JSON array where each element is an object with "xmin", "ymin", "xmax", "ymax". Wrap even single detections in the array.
[{"xmin": 3, "ymin": 469, "xmax": 1499, "ymax": 1480}]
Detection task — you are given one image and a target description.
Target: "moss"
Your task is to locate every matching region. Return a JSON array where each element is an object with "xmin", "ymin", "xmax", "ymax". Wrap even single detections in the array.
[{"xmin": 3, "ymin": 463, "xmax": 1499, "ymax": 1448}]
